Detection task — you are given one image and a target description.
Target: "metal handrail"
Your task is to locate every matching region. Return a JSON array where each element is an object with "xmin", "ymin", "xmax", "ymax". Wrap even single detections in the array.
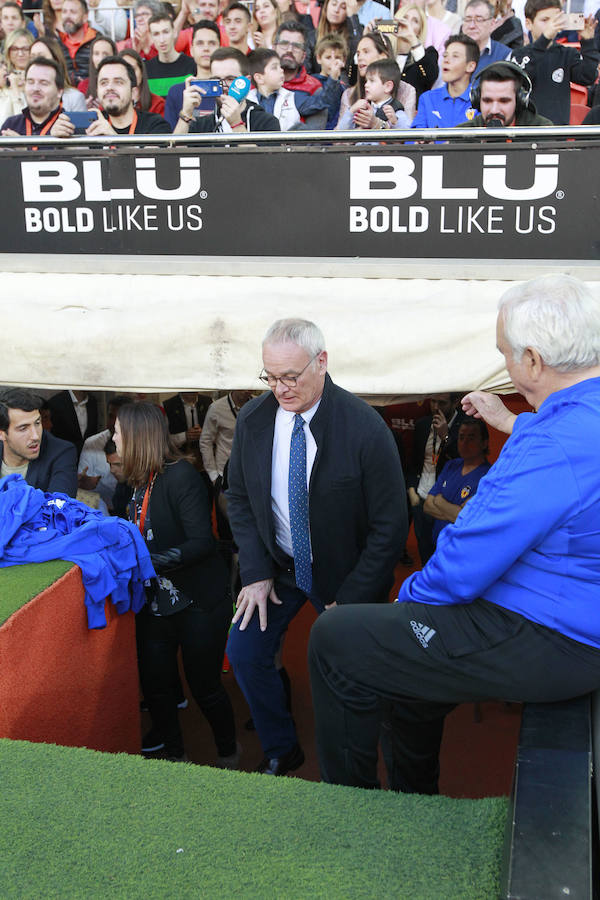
[{"xmin": 0, "ymin": 125, "xmax": 599, "ymax": 147}]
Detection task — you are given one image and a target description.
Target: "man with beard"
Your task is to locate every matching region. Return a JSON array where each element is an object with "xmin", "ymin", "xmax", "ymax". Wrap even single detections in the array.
[
  {"xmin": 458, "ymin": 60, "xmax": 553, "ymax": 127},
  {"xmin": 174, "ymin": 47, "xmax": 279, "ymax": 133},
  {"xmin": 0, "ymin": 388, "xmax": 77, "ymax": 496},
  {"xmin": 274, "ymin": 21, "xmax": 327, "ymax": 130},
  {"xmin": 58, "ymin": 0, "xmax": 98, "ymax": 86},
  {"xmin": 86, "ymin": 55, "xmax": 170, "ymax": 134},
  {"xmin": 1, "ymin": 57, "xmax": 75, "ymax": 136}
]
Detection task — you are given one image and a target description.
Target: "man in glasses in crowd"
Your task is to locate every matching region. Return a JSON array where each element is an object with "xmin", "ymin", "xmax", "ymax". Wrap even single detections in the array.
[
  {"xmin": 461, "ymin": 0, "xmax": 509, "ymax": 76},
  {"xmin": 226, "ymin": 318, "xmax": 407, "ymax": 776},
  {"xmin": 274, "ymin": 21, "xmax": 328, "ymax": 129}
]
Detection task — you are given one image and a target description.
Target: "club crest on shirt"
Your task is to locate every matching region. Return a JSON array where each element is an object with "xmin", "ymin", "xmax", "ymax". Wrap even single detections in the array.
[
  {"xmin": 466, "ymin": 108, "xmax": 476, "ymax": 120},
  {"xmin": 552, "ymin": 68, "xmax": 564, "ymax": 83},
  {"xmin": 460, "ymin": 485, "xmax": 472, "ymax": 499}
]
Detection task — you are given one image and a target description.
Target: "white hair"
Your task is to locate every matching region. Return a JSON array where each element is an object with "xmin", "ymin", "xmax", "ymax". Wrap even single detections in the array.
[
  {"xmin": 262, "ymin": 318, "xmax": 326, "ymax": 359},
  {"xmin": 498, "ymin": 274, "xmax": 600, "ymax": 372}
]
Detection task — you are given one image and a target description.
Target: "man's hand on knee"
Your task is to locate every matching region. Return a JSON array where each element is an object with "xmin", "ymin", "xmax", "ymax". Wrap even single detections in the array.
[{"xmin": 232, "ymin": 578, "xmax": 281, "ymax": 632}]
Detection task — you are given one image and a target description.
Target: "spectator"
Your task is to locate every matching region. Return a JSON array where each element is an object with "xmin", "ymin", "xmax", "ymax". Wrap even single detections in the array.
[
  {"xmin": 114, "ymin": 402, "xmax": 239, "ymax": 767},
  {"xmin": 412, "ymin": 33, "xmax": 479, "ymax": 126},
  {"xmin": 47, "ymin": 388, "xmax": 98, "ymax": 458},
  {"xmin": 78, "ymin": 394, "xmax": 130, "ymax": 509},
  {"xmin": 164, "ymin": 20, "xmax": 220, "ymax": 127},
  {"xmin": 0, "ymin": 29, "xmax": 33, "ymax": 122},
  {"xmin": 87, "ymin": 0, "xmax": 128, "ymax": 42},
  {"xmin": 248, "ymin": 46, "xmax": 303, "ymax": 128},
  {"xmin": 425, "ymin": 0, "xmax": 462, "ymax": 33},
  {"xmin": 0, "ymin": 56, "xmax": 76, "ymax": 136},
  {"xmin": 0, "ymin": 3, "xmax": 30, "ymax": 49},
  {"xmin": 352, "ymin": 0, "xmax": 392, "ymax": 28},
  {"xmin": 337, "ymin": 31, "xmax": 417, "ymax": 126},
  {"xmin": 393, "ymin": 0, "xmax": 451, "ymax": 59},
  {"xmin": 223, "ymin": 2, "xmax": 251, "ymax": 55},
  {"xmin": 424, "ymin": 417, "xmax": 491, "ymax": 546},
  {"xmin": 510, "ymin": 0, "xmax": 599, "ymax": 125},
  {"xmin": 173, "ymin": 0, "xmax": 227, "ymax": 53},
  {"xmin": 163, "ymin": 390, "xmax": 210, "ymax": 450},
  {"xmin": 174, "ymin": 46, "xmax": 280, "ymax": 132},
  {"xmin": 392, "ymin": 4, "xmax": 439, "ymax": 98},
  {"xmin": 103, "ymin": 437, "xmax": 130, "ymax": 519},
  {"xmin": 462, "ymin": 0, "xmax": 510, "ymax": 75},
  {"xmin": 252, "ymin": 0, "xmax": 282, "ymax": 49},
  {"xmin": 457, "ymin": 58, "xmax": 553, "ymax": 124},
  {"xmin": 85, "ymin": 54, "xmax": 171, "ymax": 132},
  {"xmin": 490, "ymin": 0, "xmax": 523, "ymax": 49},
  {"xmin": 30, "ymin": 35, "xmax": 88, "ymax": 110},
  {"xmin": 336, "ymin": 57, "xmax": 411, "ymax": 128},
  {"xmin": 76, "ymin": 33, "xmax": 115, "ymax": 104},
  {"xmin": 199, "ymin": 389, "xmax": 252, "ymax": 489},
  {"xmin": 146, "ymin": 11, "xmax": 196, "ymax": 91},
  {"xmin": 0, "ymin": 388, "xmax": 78, "ymax": 497},
  {"xmin": 274, "ymin": 0, "xmax": 315, "ymax": 35},
  {"xmin": 313, "ymin": 34, "xmax": 348, "ymax": 127},
  {"xmin": 116, "ymin": 0, "xmax": 162, "ymax": 60},
  {"xmin": 314, "ymin": 0, "xmax": 362, "ymax": 80},
  {"xmin": 58, "ymin": 0, "xmax": 98, "ymax": 86},
  {"xmin": 120, "ymin": 46, "xmax": 165, "ymax": 114},
  {"xmin": 274, "ymin": 20, "xmax": 328, "ymax": 127}
]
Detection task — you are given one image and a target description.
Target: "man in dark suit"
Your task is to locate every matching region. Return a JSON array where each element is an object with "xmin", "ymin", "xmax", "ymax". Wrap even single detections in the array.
[
  {"xmin": 163, "ymin": 392, "xmax": 212, "ymax": 449},
  {"xmin": 48, "ymin": 389, "xmax": 98, "ymax": 458},
  {"xmin": 0, "ymin": 388, "xmax": 78, "ymax": 496},
  {"xmin": 226, "ymin": 318, "xmax": 407, "ymax": 776}
]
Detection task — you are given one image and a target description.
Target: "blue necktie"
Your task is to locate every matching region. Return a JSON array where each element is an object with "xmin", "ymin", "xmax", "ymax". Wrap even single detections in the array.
[{"xmin": 288, "ymin": 414, "xmax": 312, "ymax": 595}]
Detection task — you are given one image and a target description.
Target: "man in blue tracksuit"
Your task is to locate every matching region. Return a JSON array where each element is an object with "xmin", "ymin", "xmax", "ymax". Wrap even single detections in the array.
[{"xmin": 309, "ymin": 273, "xmax": 600, "ymax": 793}]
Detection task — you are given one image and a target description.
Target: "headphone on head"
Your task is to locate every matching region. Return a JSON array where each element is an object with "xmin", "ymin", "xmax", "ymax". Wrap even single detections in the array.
[{"xmin": 470, "ymin": 61, "xmax": 533, "ymax": 114}]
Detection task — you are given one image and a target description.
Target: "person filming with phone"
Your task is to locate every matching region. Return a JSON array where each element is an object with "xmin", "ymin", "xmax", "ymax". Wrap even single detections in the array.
[{"xmin": 174, "ymin": 47, "xmax": 280, "ymax": 133}]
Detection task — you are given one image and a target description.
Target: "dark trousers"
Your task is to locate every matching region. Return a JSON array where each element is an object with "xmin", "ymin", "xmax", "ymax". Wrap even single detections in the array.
[
  {"xmin": 308, "ymin": 598, "xmax": 600, "ymax": 792},
  {"xmin": 136, "ymin": 599, "xmax": 236, "ymax": 758},
  {"xmin": 227, "ymin": 578, "xmax": 323, "ymax": 758},
  {"xmin": 411, "ymin": 499, "xmax": 434, "ymax": 567}
]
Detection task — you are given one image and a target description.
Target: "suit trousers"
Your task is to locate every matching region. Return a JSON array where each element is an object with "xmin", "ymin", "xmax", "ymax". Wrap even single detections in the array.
[
  {"xmin": 308, "ymin": 598, "xmax": 600, "ymax": 793},
  {"xmin": 227, "ymin": 577, "xmax": 324, "ymax": 758}
]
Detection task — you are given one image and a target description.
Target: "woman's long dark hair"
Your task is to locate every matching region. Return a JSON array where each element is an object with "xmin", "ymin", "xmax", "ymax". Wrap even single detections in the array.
[
  {"xmin": 119, "ymin": 47, "xmax": 152, "ymax": 111},
  {"xmin": 117, "ymin": 402, "xmax": 183, "ymax": 487},
  {"xmin": 87, "ymin": 35, "xmax": 117, "ymax": 99}
]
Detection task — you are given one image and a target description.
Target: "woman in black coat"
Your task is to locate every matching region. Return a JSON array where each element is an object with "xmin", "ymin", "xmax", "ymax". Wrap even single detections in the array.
[{"xmin": 115, "ymin": 402, "xmax": 238, "ymax": 765}]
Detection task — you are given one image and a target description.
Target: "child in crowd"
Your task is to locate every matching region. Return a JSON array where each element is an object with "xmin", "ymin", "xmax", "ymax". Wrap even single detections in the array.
[
  {"xmin": 510, "ymin": 0, "xmax": 599, "ymax": 124},
  {"xmin": 247, "ymin": 46, "xmax": 303, "ymax": 129},
  {"xmin": 336, "ymin": 58, "xmax": 411, "ymax": 130},
  {"xmin": 313, "ymin": 34, "xmax": 348, "ymax": 128}
]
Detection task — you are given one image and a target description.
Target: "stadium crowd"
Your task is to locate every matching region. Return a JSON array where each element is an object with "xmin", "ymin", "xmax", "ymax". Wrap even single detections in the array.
[{"xmin": 0, "ymin": 0, "xmax": 600, "ymax": 136}]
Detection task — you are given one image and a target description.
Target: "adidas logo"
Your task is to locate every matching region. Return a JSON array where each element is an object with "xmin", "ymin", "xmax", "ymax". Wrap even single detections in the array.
[{"xmin": 410, "ymin": 620, "xmax": 436, "ymax": 649}]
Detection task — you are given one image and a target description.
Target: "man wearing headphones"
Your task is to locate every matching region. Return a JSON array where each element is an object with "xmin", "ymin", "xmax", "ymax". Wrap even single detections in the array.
[{"xmin": 457, "ymin": 60, "xmax": 553, "ymax": 127}]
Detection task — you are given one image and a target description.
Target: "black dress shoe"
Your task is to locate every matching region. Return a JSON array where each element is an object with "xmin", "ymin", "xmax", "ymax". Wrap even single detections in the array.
[{"xmin": 256, "ymin": 743, "xmax": 305, "ymax": 776}]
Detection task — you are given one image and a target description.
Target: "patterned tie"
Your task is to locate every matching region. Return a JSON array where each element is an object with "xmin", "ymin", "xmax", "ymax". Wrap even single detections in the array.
[{"xmin": 288, "ymin": 413, "xmax": 312, "ymax": 595}]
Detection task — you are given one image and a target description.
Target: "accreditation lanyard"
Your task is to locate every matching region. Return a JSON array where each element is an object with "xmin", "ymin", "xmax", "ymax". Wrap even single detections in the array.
[
  {"xmin": 108, "ymin": 108, "xmax": 138, "ymax": 135},
  {"xmin": 26, "ymin": 106, "xmax": 62, "ymax": 136},
  {"xmin": 133, "ymin": 471, "xmax": 155, "ymax": 537}
]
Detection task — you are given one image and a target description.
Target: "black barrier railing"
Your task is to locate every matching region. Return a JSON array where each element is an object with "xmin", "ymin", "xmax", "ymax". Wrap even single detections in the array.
[{"xmin": 0, "ymin": 125, "xmax": 600, "ymax": 148}]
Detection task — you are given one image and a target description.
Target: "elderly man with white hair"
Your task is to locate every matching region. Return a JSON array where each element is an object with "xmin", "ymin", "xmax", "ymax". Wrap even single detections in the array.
[{"xmin": 309, "ymin": 273, "xmax": 600, "ymax": 793}]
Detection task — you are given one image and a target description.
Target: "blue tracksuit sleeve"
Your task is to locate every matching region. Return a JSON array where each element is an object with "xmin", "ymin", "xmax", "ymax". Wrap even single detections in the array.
[{"xmin": 398, "ymin": 419, "xmax": 578, "ymax": 606}]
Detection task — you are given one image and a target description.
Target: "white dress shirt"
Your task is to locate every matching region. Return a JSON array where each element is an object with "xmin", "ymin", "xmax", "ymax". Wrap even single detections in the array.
[
  {"xmin": 69, "ymin": 389, "xmax": 88, "ymax": 438},
  {"xmin": 271, "ymin": 400, "xmax": 320, "ymax": 558}
]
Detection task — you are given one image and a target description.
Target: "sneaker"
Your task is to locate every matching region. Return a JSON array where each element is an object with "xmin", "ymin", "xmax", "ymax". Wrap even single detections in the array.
[
  {"xmin": 142, "ymin": 728, "xmax": 165, "ymax": 753},
  {"xmin": 215, "ymin": 741, "xmax": 242, "ymax": 770}
]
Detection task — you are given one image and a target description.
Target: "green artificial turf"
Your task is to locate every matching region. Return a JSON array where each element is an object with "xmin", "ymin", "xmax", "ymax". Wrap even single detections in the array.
[
  {"xmin": 0, "ymin": 739, "xmax": 508, "ymax": 899},
  {"xmin": 0, "ymin": 561, "xmax": 73, "ymax": 627}
]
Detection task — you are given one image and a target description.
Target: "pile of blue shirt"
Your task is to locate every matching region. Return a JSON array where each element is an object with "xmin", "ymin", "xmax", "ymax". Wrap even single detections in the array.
[{"xmin": 0, "ymin": 474, "xmax": 154, "ymax": 629}]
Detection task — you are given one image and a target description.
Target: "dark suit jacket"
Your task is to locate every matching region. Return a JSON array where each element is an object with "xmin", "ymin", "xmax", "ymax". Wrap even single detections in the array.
[
  {"xmin": 148, "ymin": 459, "xmax": 228, "ymax": 611},
  {"xmin": 163, "ymin": 394, "xmax": 211, "ymax": 436},
  {"xmin": 48, "ymin": 391, "xmax": 98, "ymax": 457},
  {"xmin": 226, "ymin": 374, "xmax": 407, "ymax": 606},
  {"xmin": 407, "ymin": 412, "xmax": 461, "ymax": 491},
  {"xmin": 0, "ymin": 431, "xmax": 78, "ymax": 497}
]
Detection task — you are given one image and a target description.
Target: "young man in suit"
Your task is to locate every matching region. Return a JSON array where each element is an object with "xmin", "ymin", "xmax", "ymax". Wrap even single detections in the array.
[
  {"xmin": 226, "ymin": 318, "xmax": 407, "ymax": 775},
  {"xmin": 47, "ymin": 388, "xmax": 98, "ymax": 459},
  {"xmin": 0, "ymin": 388, "xmax": 78, "ymax": 496}
]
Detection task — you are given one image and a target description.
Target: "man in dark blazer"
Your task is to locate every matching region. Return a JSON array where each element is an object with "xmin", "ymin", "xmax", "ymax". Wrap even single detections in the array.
[
  {"xmin": 0, "ymin": 388, "xmax": 78, "ymax": 496},
  {"xmin": 163, "ymin": 392, "xmax": 212, "ymax": 450},
  {"xmin": 226, "ymin": 318, "xmax": 407, "ymax": 776},
  {"xmin": 48, "ymin": 389, "xmax": 98, "ymax": 458}
]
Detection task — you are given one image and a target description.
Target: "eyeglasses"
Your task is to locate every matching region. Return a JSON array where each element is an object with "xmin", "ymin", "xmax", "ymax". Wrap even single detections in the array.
[
  {"xmin": 259, "ymin": 353, "xmax": 320, "ymax": 387},
  {"xmin": 275, "ymin": 39, "xmax": 305, "ymax": 53},
  {"xmin": 462, "ymin": 15, "xmax": 492, "ymax": 23},
  {"xmin": 217, "ymin": 76, "xmax": 237, "ymax": 89},
  {"xmin": 10, "ymin": 46, "xmax": 31, "ymax": 54}
]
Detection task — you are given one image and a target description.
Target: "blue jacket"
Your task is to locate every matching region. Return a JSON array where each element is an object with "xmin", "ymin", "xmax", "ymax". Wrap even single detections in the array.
[
  {"xmin": 0, "ymin": 474, "xmax": 154, "ymax": 629},
  {"xmin": 473, "ymin": 39, "xmax": 510, "ymax": 76},
  {"xmin": 412, "ymin": 83, "xmax": 476, "ymax": 129},
  {"xmin": 398, "ymin": 378, "xmax": 600, "ymax": 649}
]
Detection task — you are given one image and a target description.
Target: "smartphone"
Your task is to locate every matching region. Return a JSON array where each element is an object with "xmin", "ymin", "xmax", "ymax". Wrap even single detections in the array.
[
  {"xmin": 566, "ymin": 12, "xmax": 584, "ymax": 29},
  {"xmin": 190, "ymin": 79, "xmax": 223, "ymax": 113},
  {"xmin": 64, "ymin": 110, "xmax": 98, "ymax": 129},
  {"xmin": 375, "ymin": 18, "xmax": 398, "ymax": 33}
]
